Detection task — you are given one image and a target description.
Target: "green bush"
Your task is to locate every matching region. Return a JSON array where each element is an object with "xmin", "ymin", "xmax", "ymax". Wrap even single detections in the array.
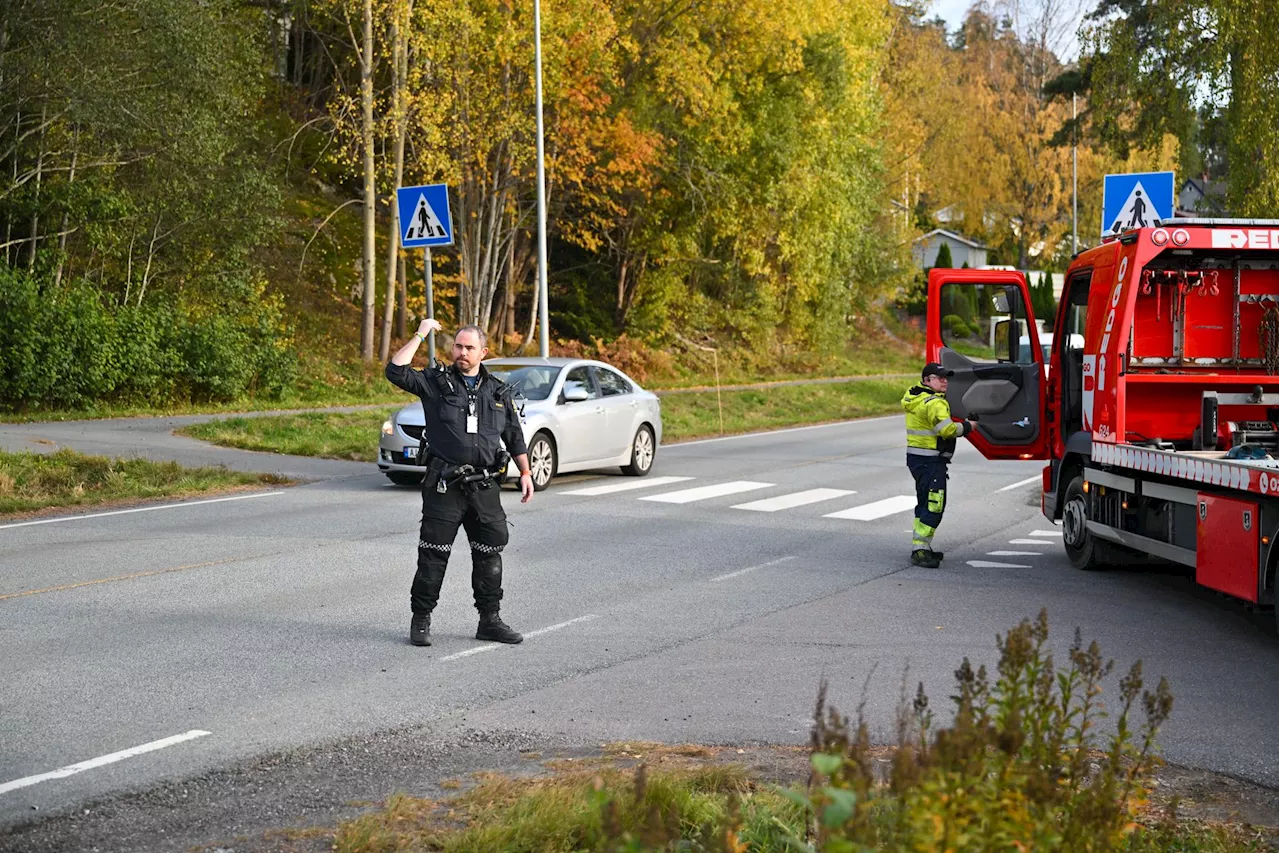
[
  {"xmin": 0, "ymin": 268, "xmax": 296, "ymax": 411},
  {"xmin": 942, "ymin": 313, "xmax": 971, "ymax": 339},
  {"xmin": 896, "ymin": 275, "xmax": 928, "ymax": 316}
]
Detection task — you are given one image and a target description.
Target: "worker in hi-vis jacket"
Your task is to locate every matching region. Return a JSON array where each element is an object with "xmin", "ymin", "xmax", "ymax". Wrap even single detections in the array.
[{"xmin": 901, "ymin": 363, "xmax": 977, "ymax": 569}]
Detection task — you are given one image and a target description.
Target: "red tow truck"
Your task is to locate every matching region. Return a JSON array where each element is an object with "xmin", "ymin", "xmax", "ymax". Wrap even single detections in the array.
[{"xmin": 926, "ymin": 218, "xmax": 1279, "ymax": 605}]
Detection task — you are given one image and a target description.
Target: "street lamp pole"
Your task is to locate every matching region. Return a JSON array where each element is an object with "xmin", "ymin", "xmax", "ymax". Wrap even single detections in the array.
[
  {"xmin": 533, "ymin": 0, "xmax": 550, "ymax": 357},
  {"xmin": 1072, "ymin": 92, "xmax": 1078, "ymax": 255}
]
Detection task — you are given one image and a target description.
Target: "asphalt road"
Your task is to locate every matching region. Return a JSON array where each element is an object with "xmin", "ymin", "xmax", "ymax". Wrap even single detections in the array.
[{"xmin": 0, "ymin": 414, "xmax": 1275, "ymax": 845}]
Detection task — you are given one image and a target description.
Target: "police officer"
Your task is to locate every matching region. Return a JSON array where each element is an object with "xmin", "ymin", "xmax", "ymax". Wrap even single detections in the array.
[
  {"xmin": 901, "ymin": 363, "xmax": 977, "ymax": 568},
  {"xmin": 386, "ymin": 319, "xmax": 535, "ymax": 646}
]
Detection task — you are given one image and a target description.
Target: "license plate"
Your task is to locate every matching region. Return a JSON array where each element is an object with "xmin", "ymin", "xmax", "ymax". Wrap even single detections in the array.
[{"xmin": 403, "ymin": 446, "xmax": 418, "ymax": 459}]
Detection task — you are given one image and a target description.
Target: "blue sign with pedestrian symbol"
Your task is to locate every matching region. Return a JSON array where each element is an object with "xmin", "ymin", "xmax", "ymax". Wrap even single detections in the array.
[
  {"xmin": 396, "ymin": 183, "xmax": 453, "ymax": 248},
  {"xmin": 1101, "ymin": 171, "xmax": 1174, "ymax": 238}
]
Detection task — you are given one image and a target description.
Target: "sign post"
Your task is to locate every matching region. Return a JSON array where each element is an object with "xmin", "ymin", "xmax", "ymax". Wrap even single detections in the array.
[
  {"xmin": 396, "ymin": 184, "xmax": 454, "ymax": 364},
  {"xmin": 1100, "ymin": 171, "xmax": 1175, "ymax": 239}
]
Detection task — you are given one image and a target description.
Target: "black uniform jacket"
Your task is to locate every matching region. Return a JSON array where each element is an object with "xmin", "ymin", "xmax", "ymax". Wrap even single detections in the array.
[{"xmin": 385, "ymin": 361, "xmax": 528, "ymax": 467}]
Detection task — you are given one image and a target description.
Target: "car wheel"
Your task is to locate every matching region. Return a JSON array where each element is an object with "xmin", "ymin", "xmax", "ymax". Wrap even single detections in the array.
[
  {"xmin": 527, "ymin": 432, "xmax": 556, "ymax": 491},
  {"xmin": 387, "ymin": 470, "xmax": 424, "ymax": 486},
  {"xmin": 622, "ymin": 424, "xmax": 655, "ymax": 476},
  {"xmin": 1061, "ymin": 474, "xmax": 1115, "ymax": 570}
]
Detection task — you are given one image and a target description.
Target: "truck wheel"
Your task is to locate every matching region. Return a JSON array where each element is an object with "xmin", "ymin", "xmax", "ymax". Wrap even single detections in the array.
[
  {"xmin": 1061, "ymin": 474, "xmax": 1113, "ymax": 570},
  {"xmin": 1269, "ymin": 558, "xmax": 1280, "ymax": 637}
]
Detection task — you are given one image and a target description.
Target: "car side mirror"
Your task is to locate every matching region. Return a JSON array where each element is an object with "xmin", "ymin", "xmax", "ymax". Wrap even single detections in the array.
[{"xmin": 563, "ymin": 385, "xmax": 589, "ymax": 403}]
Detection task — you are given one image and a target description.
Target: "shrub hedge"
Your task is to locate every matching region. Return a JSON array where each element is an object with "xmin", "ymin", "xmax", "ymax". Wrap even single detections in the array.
[{"xmin": 0, "ymin": 269, "xmax": 296, "ymax": 411}]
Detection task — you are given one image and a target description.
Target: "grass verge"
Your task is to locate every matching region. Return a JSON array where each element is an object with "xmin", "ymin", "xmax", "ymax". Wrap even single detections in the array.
[
  {"xmin": 0, "ymin": 449, "xmax": 291, "ymax": 517},
  {"xmin": 175, "ymin": 379, "xmax": 908, "ymax": 462},
  {"xmin": 0, "ymin": 333, "xmax": 922, "ymax": 423},
  {"xmin": 659, "ymin": 379, "xmax": 905, "ymax": 440},
  {"xmin": 331, "ymin": 764, "xmax": 1271, "ymax": 853},
  {"xmin": 180, "ymin": 407, "xmax": 401, "ymax": 462},
  {"xmin": 325, "ymin": 611, "xmax": 1273, "ymax": 852}
]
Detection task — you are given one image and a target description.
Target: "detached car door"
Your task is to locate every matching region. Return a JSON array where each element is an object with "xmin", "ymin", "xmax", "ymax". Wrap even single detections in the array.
[{"xmin": 925, "ymin": 268, "xmax": 1050, "ymax": 460}]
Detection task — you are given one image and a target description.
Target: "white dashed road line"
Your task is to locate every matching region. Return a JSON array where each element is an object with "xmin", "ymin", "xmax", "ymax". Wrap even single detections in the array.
[
  {"xmin": 987, "ymin": 550, "xmax": 1044, "ymax": 557},
  {"xmin": 1030, "ymin": 529, "xmax": 1063, "ymax": 537},
  {"xmin": 824, "ymin": 495, "xmax": 917, "ymax": 521},
  {"xmin": 967, "ymin": 560, "xmax": 1033, "ymax": 568},
  {"xmin": 0, "ymin": 492, "xmax": 285, "ymax": 531},
  {"xmin": 710, "ymin": 555, "xmax": 798, "ymax": 583},
  {"xmin": 996, "ymin": 475, "xmax": 1042, "ymax": 493},
  {"xmin": 1009, "ymin": 538, "xmax": 1050, "ymax": 545},
  {"xmin": 560, "ymin": 476, "xmax": 693, "ymax": 496},
  {"xmin": 639, "ymin": 481, "xmax": 773, "ymax": 504},
  {"xmin": 437, "ymin": 615, "xmax": 601, "ymax": 662},
  {"xmin": 0, "ymin": 730, "xmax": 212, "ymax": 796},
  {"xmin": 732, "ymin": 489, "xmax": 854, "ymax": 512}
]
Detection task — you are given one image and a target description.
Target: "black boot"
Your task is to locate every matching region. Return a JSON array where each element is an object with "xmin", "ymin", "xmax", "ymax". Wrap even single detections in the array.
[
  {"xmin": 409, "ymin": 612, "xmax": 432, "ymax": 646},
  {"xmin": 476, "ymin": 610, "xmax": 523, "ymax": 644},
  {"xmin": 910, "ymin": 549, "xmax": 941, "ymax": 569}
]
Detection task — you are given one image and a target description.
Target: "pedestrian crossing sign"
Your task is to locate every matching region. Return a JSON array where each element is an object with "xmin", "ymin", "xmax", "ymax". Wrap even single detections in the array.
[
  {"xmin": 396, "ymin": 183, "xmax": 454, "ymax": 248},
  {"xmin": 1101, "ymin": 171, "xmax": 1174, "ymax": 238}
]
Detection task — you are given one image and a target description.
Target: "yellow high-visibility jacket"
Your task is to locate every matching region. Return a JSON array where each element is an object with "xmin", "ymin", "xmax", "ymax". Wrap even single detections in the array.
[{"xmin": 902, "ymin": 384, "xmax": 971, "ymax": 459}]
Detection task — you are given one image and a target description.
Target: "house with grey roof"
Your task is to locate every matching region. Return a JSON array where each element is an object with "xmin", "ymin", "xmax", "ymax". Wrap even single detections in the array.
[{"xmin": 911, "ymin": 229, "xmax": 988, "ymax": 270}]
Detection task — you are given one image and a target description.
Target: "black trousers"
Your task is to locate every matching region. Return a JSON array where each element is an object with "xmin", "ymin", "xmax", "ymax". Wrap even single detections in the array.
[
  {"xmin": 413, "ymin": 481, "xmax": 509, "ymax": 614},
  {"xmin": 906, "ymin": 454, "xmax": 948, "ymax": 549}
]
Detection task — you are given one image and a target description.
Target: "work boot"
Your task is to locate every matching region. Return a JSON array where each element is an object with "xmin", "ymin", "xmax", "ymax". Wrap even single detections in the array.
[
  {"xmin": 910, "ymin": 549, "xmax": 941, "ymax": 569},
  {"xmin": 929, "ymin": 549, "xmax": 945, "ymax": 561},
  {"xmin": 409, "ymin": 612, "xmax": 432, "ymax": 646},
  {"xmin": 476, "ymin": 610, "xmax": 523, "ymax": 644}
]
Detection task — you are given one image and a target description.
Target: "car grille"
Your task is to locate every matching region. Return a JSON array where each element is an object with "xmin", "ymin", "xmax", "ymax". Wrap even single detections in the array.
[{"xmin": 401, "ymin": 424, "xmax": 425, "ymax": 441}]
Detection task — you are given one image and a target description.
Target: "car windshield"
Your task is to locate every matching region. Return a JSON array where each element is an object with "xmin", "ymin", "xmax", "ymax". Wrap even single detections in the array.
[
  {"xmin": 483, "ymin": 363, "xmax": 561, "ymax": 400},
  {"xmin": 1016, "ymin": 340, "xmax": 1053, "ymax": 362}
]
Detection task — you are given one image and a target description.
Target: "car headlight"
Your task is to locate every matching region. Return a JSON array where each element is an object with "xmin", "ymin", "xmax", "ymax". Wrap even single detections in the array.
[{"xmin": 381, "ymin": 418, "xmax": 394, "ymax": 436}]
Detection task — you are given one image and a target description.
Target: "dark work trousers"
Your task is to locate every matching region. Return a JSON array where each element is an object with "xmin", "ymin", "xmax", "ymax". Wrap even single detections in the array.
[
  {"xmin": 906, "ymin": 454, "xmax": 948, "ymax": 550},
  {"xmin": 413, "ymin": 482, "xmax": 510, "ymax": 615}
]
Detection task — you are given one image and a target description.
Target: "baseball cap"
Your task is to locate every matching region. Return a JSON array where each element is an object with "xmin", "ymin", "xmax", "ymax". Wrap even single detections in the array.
[{"xmin": 922, "ymin": 362, "xmax": 955, "ymax": 380}]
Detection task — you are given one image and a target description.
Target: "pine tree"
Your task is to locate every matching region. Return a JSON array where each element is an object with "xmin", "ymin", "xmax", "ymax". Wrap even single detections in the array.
[{"xmin": 934, "ymin": 242, "xmax": 954, "ymax": 269}]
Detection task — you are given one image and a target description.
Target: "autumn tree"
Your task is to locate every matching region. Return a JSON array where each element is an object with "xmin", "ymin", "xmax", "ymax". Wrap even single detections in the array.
[{"xmin": 1066, "ymin": 0, "xmax": 1277, "ymax": 217}]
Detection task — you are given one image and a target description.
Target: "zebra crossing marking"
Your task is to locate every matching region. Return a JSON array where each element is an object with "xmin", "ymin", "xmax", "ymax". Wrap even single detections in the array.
[
  {"xmin": 560, "ymin": 476, "xmax": 693, "ymax": 496},
  {"xmin": 823, "ymin": 495, "xmax": 917, "ymax": 521},
  {"xmin": 639, "ymin": 481, "xmax": 773, "ymax": 504},
  {"xmin": 732, "ymin": 488, "xmax": 855, "ymax": 512}
]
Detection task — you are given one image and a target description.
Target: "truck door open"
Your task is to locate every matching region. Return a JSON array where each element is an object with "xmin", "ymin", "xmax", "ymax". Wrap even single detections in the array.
[{"xmin": 925, "ymin": 268, "xmax": 1050, "ymax": 460}]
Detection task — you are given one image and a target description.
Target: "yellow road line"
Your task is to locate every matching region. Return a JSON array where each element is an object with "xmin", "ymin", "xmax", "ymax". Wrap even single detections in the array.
[{"xmin": 0, "ymin": 557, "xmax": 239, "ymax": 601}]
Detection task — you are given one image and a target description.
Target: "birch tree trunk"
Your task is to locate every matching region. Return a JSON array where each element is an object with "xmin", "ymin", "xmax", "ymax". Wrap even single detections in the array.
[
  {"xmin": 359, "ymin": 0, "xmax": 377, "ymax": 361},
  {"xmin": 26, "ymin": 104, "xmax": 47, "ymax": 271},
  {"xmin": 52, "ymin": 134, "xmax": 78, "ymax": 288},
  {"xmin": 395, "ymin": 249, "xmax": 407, "ymax": 338},
  {"xmin": 379, "ymin": 0, "xmax": 412, "ymax": 362}
]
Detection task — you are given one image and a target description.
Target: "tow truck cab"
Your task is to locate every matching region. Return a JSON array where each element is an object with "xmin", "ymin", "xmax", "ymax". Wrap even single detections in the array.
[{"xmin": 925, "ymin": 219, "xmax": 1279, "ymax": 603}]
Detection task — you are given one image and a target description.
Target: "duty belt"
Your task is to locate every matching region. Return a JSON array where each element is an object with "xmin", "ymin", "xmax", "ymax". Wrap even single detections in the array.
[{"xmin": 433, "ymin": 451, "xmax": 511, "ymax": 494}]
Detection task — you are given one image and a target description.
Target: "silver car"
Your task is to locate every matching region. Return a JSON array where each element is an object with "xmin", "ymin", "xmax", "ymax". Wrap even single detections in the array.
[{"xmin": 377, "ymin": 357, "xmax": 662, "ymax": 490}]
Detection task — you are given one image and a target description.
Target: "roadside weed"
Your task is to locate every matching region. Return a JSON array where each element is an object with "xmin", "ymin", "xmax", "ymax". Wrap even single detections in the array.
[{"xmin": 329, "ymin": 612, "xmax": 1270, "ymax": 852}]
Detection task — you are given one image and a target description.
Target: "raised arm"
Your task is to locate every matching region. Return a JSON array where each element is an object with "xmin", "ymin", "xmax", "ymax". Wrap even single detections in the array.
[{"xmin": 386, "ymin": 319, "xmax": 444, "ymax": 397}]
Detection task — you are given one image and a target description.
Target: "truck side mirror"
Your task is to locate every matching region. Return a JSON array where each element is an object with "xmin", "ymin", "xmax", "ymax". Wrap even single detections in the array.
[
  {"xmin": 992, "ymin": 290, "xmax": 1011, "ymax": 315},
  {"xmin": 993, "ymin": 319, "xmax": 1017, "ymax": 363}
]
